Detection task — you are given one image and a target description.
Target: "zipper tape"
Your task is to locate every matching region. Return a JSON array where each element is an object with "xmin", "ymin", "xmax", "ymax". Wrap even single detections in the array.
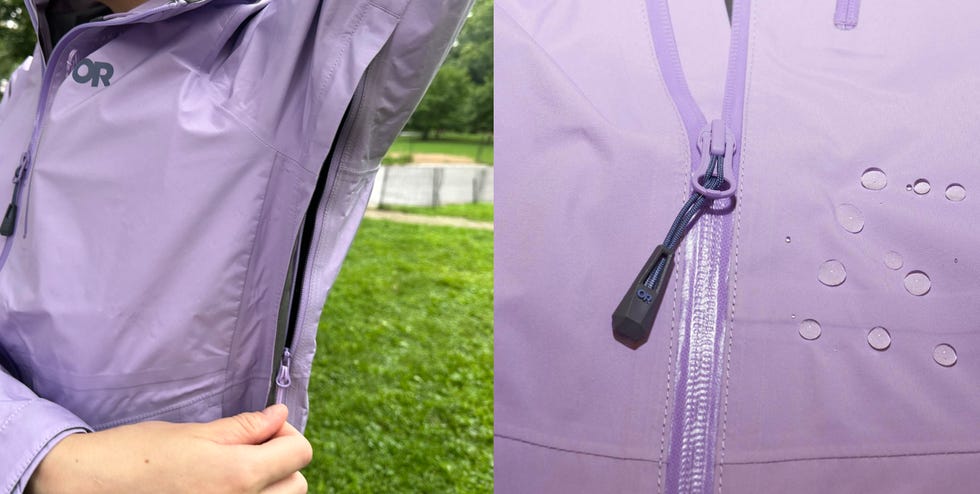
[{"xmin": 834, "ymin": 0, "xmax": 860, "ymax": 30}]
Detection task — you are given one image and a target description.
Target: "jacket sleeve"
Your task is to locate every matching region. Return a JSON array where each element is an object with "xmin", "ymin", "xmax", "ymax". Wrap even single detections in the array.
[
  {"xmin": 213, "ymin": 0, "xmax": 473, "ymax": 170},
  {"xmin": 0, "ymin": 366, "xmax": 91, "ymax": 494}
]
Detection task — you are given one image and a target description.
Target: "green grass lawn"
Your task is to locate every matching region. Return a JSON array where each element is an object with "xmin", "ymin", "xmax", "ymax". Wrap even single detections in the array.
[
  {"xmin": 384, "ymin": 133, "xmax": 494, "ymax": 165},
  {"xmin": 379, "ymin": 203, "xmax": 494, "ymax": 223},
  {"xmin": 304, "ymin": 219, "xmax": 493, "ymax": 493}
]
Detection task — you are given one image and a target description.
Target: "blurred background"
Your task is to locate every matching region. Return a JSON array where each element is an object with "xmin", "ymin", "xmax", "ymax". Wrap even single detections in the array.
[{"xmin": 1, "ymin": 0, "xmax": 493, "ymax": 492}]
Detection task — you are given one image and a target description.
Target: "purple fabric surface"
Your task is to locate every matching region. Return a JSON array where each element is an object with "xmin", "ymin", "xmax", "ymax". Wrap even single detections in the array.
[
  {"xmin": 0, "ymin": 0, "xmax": 471, "ymax": 490},
  {"xmin": 495, "ymin": 0, "xmax": 980, "ymax": 492}
]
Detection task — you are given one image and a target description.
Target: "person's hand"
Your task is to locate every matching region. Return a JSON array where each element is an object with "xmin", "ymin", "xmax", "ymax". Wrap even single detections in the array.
[{"xmin": 26, "ymin": 404, "xmax": 312, "ymax": 494}]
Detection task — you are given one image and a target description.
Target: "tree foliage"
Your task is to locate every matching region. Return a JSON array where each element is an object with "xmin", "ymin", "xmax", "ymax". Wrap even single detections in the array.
[
  {"xmin": 0, "ymin": 0, "xmax": 36, "ymax": 84},
  {"xmin": 407, "ymin": 0, "xmax": 493, "ymax": 138}
]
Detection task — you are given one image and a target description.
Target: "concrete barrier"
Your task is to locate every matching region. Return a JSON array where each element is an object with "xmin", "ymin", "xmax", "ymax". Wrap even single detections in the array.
[{"xmin": 369, "ymin": 164, "xmax": 493, "ymax": 207}]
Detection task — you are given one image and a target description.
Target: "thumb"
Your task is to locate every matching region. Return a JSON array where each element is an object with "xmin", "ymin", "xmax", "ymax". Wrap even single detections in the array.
[{"xmin": 201, "ymin": 404, "xmax": 289, "ymax": 445}]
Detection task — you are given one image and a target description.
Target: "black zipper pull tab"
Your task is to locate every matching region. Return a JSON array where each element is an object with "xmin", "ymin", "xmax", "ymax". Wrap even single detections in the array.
[
  {"xmin": 612, "ymin": 244, "xmax": 676, "ymax": 349},
  {"xmin": 612, "ymin": 120, "xmax": 735, "ymax": 349},
  {"xmin": 1, "ymin": 152, "xmax": 28, "ymax": 237}
]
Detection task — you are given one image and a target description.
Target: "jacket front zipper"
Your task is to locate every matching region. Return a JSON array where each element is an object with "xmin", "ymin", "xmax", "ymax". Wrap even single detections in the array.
[
  {"xmin": 0, "ymin": 0, "xmax": 200, "ymax": 273},
  {"xmin": 614, "ymin": 0, "xmax": 754, "ymax": 492}
]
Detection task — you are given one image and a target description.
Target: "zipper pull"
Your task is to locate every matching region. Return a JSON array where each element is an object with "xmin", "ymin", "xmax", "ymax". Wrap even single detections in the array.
[
  {"xmin": 691, "ymin": 119, "xmax": 736, "ymax": 200},
  {"xmin": 612, "ymin": 120, "xmax": 735, "ymax": 349},
  {"xmin": 1, "ymin": 152, "xmax": 29, "ymax": 237},
  {"xmin": 274, "ymin": 347, "xmax": 292, "ymax": 403},
  {"xmin": 612, "ymin": 244, "xmax": 676, "ymax": 349}
]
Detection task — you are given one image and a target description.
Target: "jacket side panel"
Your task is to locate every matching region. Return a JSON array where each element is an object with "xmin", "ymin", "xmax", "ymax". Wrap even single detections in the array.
[{"xmin": 282, "ymin": 0, "xmax": 475, "ymax": 431}]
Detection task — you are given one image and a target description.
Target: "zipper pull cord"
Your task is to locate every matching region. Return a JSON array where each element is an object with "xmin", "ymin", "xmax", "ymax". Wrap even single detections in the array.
[
  {"xmin": 276, "ymin": 347, "xmax": 293, "ymax": 389},
  {"xmin": 612, "ymin": 121, "xmax": 734, "ymax": 349},
  {"xmin": 1, "ymin": 152, "xmax": 29, "ymax": 237}
]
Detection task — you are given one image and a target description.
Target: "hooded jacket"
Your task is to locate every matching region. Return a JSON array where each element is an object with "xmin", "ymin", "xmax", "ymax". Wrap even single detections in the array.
[
  {"xmin": 0, "ymin": 0, "xmax": 471, "ymax": 491},
  {"xmin": 495, "ymin": 0, "xmax": 980, "ymax": 492}
]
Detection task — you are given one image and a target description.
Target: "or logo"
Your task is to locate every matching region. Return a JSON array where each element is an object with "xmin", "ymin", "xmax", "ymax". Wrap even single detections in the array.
[
  {"xmin": 635, "ymin": 288, "xmax": 653, "ymax": 304},
  {"xmin": 72, "ymin": 58, "xmax": 114, "ymax": 87}
]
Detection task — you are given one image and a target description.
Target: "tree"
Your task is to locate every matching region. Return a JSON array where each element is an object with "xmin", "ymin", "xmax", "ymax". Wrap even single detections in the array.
[
  {"xmin": 448, "ymin": 0, "xmax": 492, "ymax": 86},
  {"xmin": 407, "ymin": 0, "xmax": 493, "ymax": 138},
  {"xmin": 406, "ymin": 64, "xmax": 470, "ymax": 140},
  {"xmin": 0, "ymin": 0, "xmax": 36, "ymax": 86},
  {"xmin": 466, "ymin": 79, "xmax": 492, "ymax": 134}
]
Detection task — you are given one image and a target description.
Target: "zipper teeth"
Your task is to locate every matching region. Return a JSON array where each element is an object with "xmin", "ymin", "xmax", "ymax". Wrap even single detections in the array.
[
  {"xmin": 648, "ymin": 0, "xmax": 751, "ymax": 492},
  {"xmin": 277, "ymin": 75, "xmax": 369, "ymax": 406},
  {"xmin": 834, "ymin": 0, "xmax": 860, "ymax": 30}
]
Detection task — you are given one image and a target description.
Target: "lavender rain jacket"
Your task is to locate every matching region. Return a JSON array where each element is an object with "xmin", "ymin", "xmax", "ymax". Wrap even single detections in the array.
[
  {"xmin": 0, "ymin": 0, "xmax": 471, "ymax": 490},
  {"xmin": 496, "ymin": 0, "xmax": 980, "ymax": 493}
]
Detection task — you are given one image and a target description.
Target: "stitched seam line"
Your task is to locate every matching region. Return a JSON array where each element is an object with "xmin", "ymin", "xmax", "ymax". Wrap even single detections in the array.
[
  {"xmin": 212, "ymin": 102, "xmax": 299, "ymax": 163},
  {"xmin": 496, "ymin": 4, "xmax": 618, "ymax": 127},
  {"xmin": 635, "ymin": 0, "xmax": 696, "ymax": 490},
  {"xmin": 495, "ymin": 434, "xmax": 663, "ymax": 464},
  {"xmin": 219, "ymin": 150, "xmax": 280, "ymax": 415},
  {"xmin": 366, "ymin": 0, "xmax": 401, "ymax": 19},
  {"xmin": 314, "ymin": 5, "xmax": 369, "ymax": 116},
  {"xmin": 724, "ymin": 449, "xmax": 980, "ymax": 466},
  {"xmin": 718, "ymin": 1, "xmax": 760, "ymax": 492},
  {"xmin": 287, "ymin": 62, "xmax": 372, "ymax": 396},
  {"xmin": 7, "ymin": 425, "xmax": 88, "ymax": 494},
  {"xmin": 633, "ymin": 0, "xmax": 684, "ymax": 489},
  {"xmin": 0, "ymin": 400, "xmax": 32, "ymax": 435},
  {"xmin": 94, "ymin": 374, "xmax": 267, "ymax": 430}
]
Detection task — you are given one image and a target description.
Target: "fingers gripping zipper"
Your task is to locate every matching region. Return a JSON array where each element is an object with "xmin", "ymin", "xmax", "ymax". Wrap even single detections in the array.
[{"xmin": 612, "ymin": 120, "xmax": 736, "ymax": 349}]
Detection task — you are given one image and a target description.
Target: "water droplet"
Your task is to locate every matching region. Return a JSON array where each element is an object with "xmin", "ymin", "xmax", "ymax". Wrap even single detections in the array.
[
  {"xmin": 860, "ymin": 168, "xmax": 887, "ymax": 190},
  {"xmin": 791, "ymin": 314, "xmax": 797, "ymax": 319},
  {"xmin": 945, "ymin": 184, "xmax": 966, "ymax": 202},
  {"xmin": 954, "ymin": 258, "xmax": 959, "ymax": 264},
  {"xmin": 784, "ymin": 236, "xmax": 792, "ymax": 243},
  {"xmin": 905, "ymin": 184, "xmax": 913, "ymax": 192},
  {"xmin": 884, "ymin": 251, "xmax": 903, "ymax": 270},
  {"xmin": 903, "ymin": 271, "xmax": 931, "ymax": 296},
  {"xmin": 913, "ymin": 179, "xmax": 931, "ymax": 195},
  {"xmin": 818, "ymin": 260, "xmax": 847, "ymax": 287},
  {"xmin": 861, "ymin": 168, "xmax": 888, "ymax": 190},
  {"xmin": 835, "ymin": 204, "xmax": 865, "ymax": 233},
  {"xmin": 933, "ymin": 344, "xmax": 957, "ymax": 367},
  {"xmin": 867, "ymin": 327, "xmax": 891, "ymax": 351},
  {"xmin": 799, "ymin": 319, "xmax": 821, "ymax": 340}
]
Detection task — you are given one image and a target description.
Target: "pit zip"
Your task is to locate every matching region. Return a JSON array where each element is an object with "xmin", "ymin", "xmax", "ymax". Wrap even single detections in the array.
[
  {"xmin": 0, "ymin": 0, "xmax": 206, "ymax": 273},
  {"xmin": 272, "ymin": 80, "xmax": 367, "ymax": 405},
  {"xmin": 633, "ymin": 0, "xmax": 752, "ymax": 492}
]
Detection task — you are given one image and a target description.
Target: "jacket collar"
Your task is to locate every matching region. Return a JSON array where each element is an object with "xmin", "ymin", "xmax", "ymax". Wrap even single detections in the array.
[{"xmin": 26, "ymin": 0, "xmax": 215, "ymax": 59}]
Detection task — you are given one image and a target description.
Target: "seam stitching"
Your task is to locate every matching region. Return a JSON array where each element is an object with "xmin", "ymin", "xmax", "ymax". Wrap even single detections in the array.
[
  {"xmin": 0, "ymin": 399, "xmax": 31, "ymax": 435},
  {"xmin": 718, "ymin": 0, "xmax": 759, "ymax": 491},
  {"xmin": 636, "ymin": 0, "xmax": 700, "ymax": 490},
  {"xmin": 495, "ymin": 434, "xmax": 663, "ymax": 464},
  {"xmin": 95, "ymin": 374, "xmax": 267, "ymax": 430},
  {"xmin": 724, "ymin": 449, "xmax": 980, "ymax": 466},
  {"xmin": 219, "ymin": 150, "xmax": 281, "ymax": 415},
  {"xmin": 636, "ymin": 0, "xmax": 680, "ymax": 487}
]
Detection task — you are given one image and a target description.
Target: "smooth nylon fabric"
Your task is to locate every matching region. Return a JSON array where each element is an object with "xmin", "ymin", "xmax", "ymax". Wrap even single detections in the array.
[
  {"xmin": 0, "ymin": 0, "xmax": 471, "ymax": 491},
  {"xmin": 495, "ymin": 0, "xmax": 980, "ymax": 492}
]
